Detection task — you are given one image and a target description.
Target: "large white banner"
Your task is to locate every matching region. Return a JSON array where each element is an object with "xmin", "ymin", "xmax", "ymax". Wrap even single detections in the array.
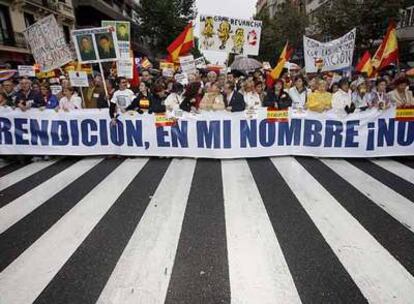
[
  {"xmin": 0, "ymin": 108, "xmax": 412, "ymax": 158},
  {"xmin": 199, "ymin": 15, "xmax": 262, "ymax": 56},
  {"xmin": 23, "ymin": 15, "xmax": 73, "ymax": 72},
  {"xmin": 304, "ymin": 29, "xmax": 356, "ymax": 73}
]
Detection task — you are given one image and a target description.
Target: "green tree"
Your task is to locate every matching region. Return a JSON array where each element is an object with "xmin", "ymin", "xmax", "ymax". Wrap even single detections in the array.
[
  {"xmin": 136, "ymin": 0, "xmax": 196, "ymax": 57},
  {"xmin": 314, "ymin": 0, "xmax": 407, "ymax": 56},
  {"xmin": 256, "ymin": 3, "xmax": 309, "ymax": 65}
]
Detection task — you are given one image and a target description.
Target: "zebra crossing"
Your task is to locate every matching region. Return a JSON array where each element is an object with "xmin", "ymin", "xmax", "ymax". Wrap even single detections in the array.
[{"xmin": 0, "ymin": 156, "xmax": 413, "ymax": 304}]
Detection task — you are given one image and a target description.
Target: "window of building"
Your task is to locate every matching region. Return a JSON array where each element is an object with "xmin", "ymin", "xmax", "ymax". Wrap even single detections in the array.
[
  {"xmin": 24, "ymin": 13, "xmax": 36, "ymax": 28},
  {"xmin": 62, "ymin": 25, "xmax": 70, "ymax": 43},
  {"xmin": 0, "ymin": 4, "xmax": 13, "ymax": 45}
]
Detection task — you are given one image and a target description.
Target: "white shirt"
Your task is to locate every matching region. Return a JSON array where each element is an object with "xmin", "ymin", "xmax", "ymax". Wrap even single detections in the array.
[
  {"xmin": 111, "ymin": 89, "xmax": 135, "ymax": 111},
  {"xmin": 332, "ymin": 89, "xmax": 352, "ymax": 112},
  {"xmin": 244, "ymin": 91, "xmax": 261, "ymax": 109},
  {"xmin": 59, "ymin": 95, "xmax": 82, "ymax": 110},
  {"xmin": 165, "ymin": 93, "xmax": 183, "ymax": 111},
  {"xmin": 289, "ymin": 87, "xmax": 310, "ymax": 108}
]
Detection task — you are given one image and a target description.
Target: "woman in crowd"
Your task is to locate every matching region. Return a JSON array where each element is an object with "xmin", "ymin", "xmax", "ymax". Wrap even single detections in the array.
[
  {"xmin": 148, "ymin": 83, "xmax": 167, "ymax": 114},
  {"xmin": 180, "ymin": 82, "xmax": 203, "ymax": 112},
  {"xmin": 58, "ymin": 86, "xmax": 83, "ymax": 111},
  {"xmin": 307, "ymin": 79, "xmax": 332, "ymax": 113},
  {"xmin": 351, "ymin": 79, "xmax": 373, "ymax": 111},
  {"xmin": 289, "ymin": 75, "xmax": 310, "ymax": 110},
  {"xmin": 243, "ymin": 80, "xmax": 261, "ymax": 109},
  {"xmin": 331, "ymin": 82, "xmax": 340, "ymax": 94},
  {"xmin": 40, "ymin": 84, "xmax": 59, "ymax": 109},
  {"xmin": 371, "ymin": 78, "xmax": 392, "ymax": 110},
  {"xmin": 199, "ymin": 82, "xmax": 225, "ymax": 111},
  {"xmin": 165, "ymin": 82, "xmax": 184, "ymax": 112},
  {"xmin": 255, "ymin": 81, "xmax": 266, "ymax": 103},
  {"xmin": 332, "ymin": 78, "xmax": 354, "ymax": 114},
  {"xmin": 263, "ymin": 79, "xmax": 292, "ymax": 109},
  {"xmin": 130, "ymin": 81, "xmax": 152, "ymax": 114},
  {"xmin": 389, "ymin": 77, "xmax": 414, "ymax": 107}
]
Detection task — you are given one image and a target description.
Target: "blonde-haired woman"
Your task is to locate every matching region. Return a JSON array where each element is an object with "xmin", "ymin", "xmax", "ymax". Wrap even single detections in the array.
[{"xmin": 307, "ymin": 79, "xmax": 332, "ymax": 112}]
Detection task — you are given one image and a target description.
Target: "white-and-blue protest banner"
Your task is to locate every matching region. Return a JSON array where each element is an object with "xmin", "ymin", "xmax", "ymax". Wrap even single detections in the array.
[{"xmin": 0, "ymin": 107, "xmax": 412, "ymax": 158}]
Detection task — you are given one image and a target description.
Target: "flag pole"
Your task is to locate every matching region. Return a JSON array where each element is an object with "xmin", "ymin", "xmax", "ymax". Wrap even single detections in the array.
[{"xmin": 99, "ymin": 62, "xmax": 110, "ymax": 106}]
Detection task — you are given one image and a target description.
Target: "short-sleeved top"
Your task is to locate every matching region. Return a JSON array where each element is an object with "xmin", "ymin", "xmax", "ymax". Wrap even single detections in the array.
[{"xmin": 111, "ymin": 89, "xmax": 135, "ymax": 111}]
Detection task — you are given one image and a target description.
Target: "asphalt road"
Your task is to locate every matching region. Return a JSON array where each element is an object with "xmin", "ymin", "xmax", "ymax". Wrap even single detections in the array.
[{"xmin": 0, "ymin": 156, "xmax": 413, "ymax": 304}]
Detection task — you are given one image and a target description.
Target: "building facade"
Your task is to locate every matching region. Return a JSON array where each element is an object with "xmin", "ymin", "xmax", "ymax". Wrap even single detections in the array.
[
  {"xmin": 0, "ymin": 0, "xmax": 76, "ymax": 65},
  {"xmin": 398, "ymin": 4, "xmax": 414, "ymax": 67},
  {"xmin": 257, "ymin": 0, "xmax": 304, "ymax": 17}
]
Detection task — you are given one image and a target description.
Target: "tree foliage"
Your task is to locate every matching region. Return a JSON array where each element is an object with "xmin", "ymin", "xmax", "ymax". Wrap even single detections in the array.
[
  {"xmin": 314, "ymin": 0, "xmax": 408, "ymax": 56},
  {"xmin": 256, "ymin": 3, "xmax": 309, "ymax": 65},
  {"xmin": 136, "ymin": 0, "xmax": 196, "ymax": 57}
]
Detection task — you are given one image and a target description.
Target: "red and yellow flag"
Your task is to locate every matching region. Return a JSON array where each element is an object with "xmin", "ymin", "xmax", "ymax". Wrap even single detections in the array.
[
  {"xmin": 372, "ymin": 21, "xmax": 399, "ymax": 70},
  {"xmin": 355, "ymin": 50, "xmax": 373, "ymax": 77},
  {"xmin": 270, "ymin": 42, "xmax": 293, "ymax": 80},
  {"xmin": 167, "ymin": 23, "xmax": 194, "ymax": 62}
]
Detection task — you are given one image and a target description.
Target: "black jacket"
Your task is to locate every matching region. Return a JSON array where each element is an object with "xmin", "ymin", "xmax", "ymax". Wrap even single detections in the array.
[
  {"xmin": 226, "ymin": 91, "xmax": 245, "ymax": 112},
  {"xmin": 149, "ymin": 94, "xmax": 166, "ymax": 114},
  {"xmin": 263, "ymin": 90, "xmax": 292, "ymax": 109}
]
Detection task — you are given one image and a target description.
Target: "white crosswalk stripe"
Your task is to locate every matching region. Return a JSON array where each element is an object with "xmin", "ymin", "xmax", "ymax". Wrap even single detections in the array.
[
  {"xmin": 0, "ymin": 160, "xmax": 56, "ymax": 191},
  {"xmin": 322, "ymin": 159, "xmax": 414, "ymax": 233},
  {"xmin": 0, "ymin": 159, "xmax": 147, "ymax": 304},
  {"xmin": 371, "ymin": 159, "xmax": 414, "ymax": 184},
  {"xmin": 0, "ymin": 157, "xmax": 103, "ymax": 234},
  {"xmin": 222, "ymin": 160, "xmax": 301, "ymax": 304},
  {"xmin": 273, "ymin": 157, "xmax": 414, "ymax": 304},
  {"xmin": 97, "ymin": 159, "xmax": 196, "ymax": 304},
  {"xmin": 0, "ymin": 156, "xmax": 413, "ymax": 304}
]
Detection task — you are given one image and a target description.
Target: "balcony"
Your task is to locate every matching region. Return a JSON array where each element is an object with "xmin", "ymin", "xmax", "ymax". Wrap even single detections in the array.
[{"xmin": 0, "ymin": 31, "xmax": 30, "ymax": 53}]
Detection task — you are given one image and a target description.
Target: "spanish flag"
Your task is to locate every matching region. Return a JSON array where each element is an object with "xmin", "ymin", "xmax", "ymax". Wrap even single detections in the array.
[
  {"xmin": 167, "ymin": 23, "xmax": 194, "ymax": 62},
  {"xmin": 270, "ymin": 42, "xmax": 293, "ymax": 80},
  {"xmin": 355, "ymin": 51, "xmax": 373, "ymax": 77},
  {"xmin": 372, "ymin": 21, "xmax": 399, "ymax": 70}
]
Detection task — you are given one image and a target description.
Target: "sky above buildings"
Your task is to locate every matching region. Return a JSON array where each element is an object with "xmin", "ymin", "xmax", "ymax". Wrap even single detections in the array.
[{"xmin": 194, "ymin": 0, "xmax": 257, "ymax": 64}]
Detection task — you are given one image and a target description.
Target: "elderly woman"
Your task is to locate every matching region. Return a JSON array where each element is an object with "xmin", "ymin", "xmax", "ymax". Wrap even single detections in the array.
[
  {"xmin": 371, "ymin": 78, "xmax": 393, "ymax": 110},
  {"xmin": 307, "ymin": 79, "xmax": 332, "ymax": 112},
  {"xmin": 351, "ymin": 79, "xmax": 375, "ymax": 110},
  {"xmin": 389, "ymin": 77, "xmax": 414, "ymax": 108},
  {"xmin": 332, "ymin": 78, "xmax": 354, "ymax": 114},
  {"xmin": 243, "ymin": 80, "xmax": 261, "ymax": 109},
  {"xmin": 199, "ymin": 82, "xmax": 225, "ymax": 111}
]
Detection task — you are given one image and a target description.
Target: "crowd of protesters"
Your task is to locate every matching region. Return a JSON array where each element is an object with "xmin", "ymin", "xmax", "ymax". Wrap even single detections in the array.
[{"xmin": 1, "ymin": 65, "xmax": 414, "ymax": 125}]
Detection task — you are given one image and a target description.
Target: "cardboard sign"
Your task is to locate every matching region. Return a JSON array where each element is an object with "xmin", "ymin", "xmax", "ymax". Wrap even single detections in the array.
[
  {"xmin": 23, "ymin": 15, "xmax": 72, "ymax": 71},
  {"xmin": 102, "ymin": 20, "xmax": 130, "ymax": 59},
  {"xmin": 50, "ymin": 85, "xmax": 63, "ymax": 95},
  {"xmin": 117, "ymin": 58, "xmax": 133, "ymax": 78},
  {"xmin": 69, "ymin": 71, "xmax": 89, "ymax": 87},
  {"xmin": 18, "ymin": 65, "xmax": 35, "ymax": 77},
  {"xmin": 174, "ymin": 73, "xmax": 189, "ymax": 85}
]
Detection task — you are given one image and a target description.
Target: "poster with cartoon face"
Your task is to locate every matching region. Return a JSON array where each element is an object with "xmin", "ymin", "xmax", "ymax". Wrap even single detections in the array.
[{"xmin": 199, "ymin": 15, "xmax": 262, "ymax": 56}]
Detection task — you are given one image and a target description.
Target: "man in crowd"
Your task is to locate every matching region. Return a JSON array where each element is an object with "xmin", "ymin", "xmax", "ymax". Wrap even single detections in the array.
[
  {"xmin": 83, "ymin": 74, "xmax": 105, "ymax": 108},
  {"xmin": 224, "ymin": 81, "xmax": 245, "ymax": 112},
  {"xmin": 141, "ymin": 70, "xmax": 153, "ymax": 86},
  {"xmin": 15, "ymin": 78, "xmax": 43, "ymax": 111},
  {"xmin": 1, "ymin": 80, "xmax": 17, "ymax": 106}
]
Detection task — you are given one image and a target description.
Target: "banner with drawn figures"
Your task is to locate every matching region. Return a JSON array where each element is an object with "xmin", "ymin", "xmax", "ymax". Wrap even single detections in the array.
[
  {"xmin": 102, "ymin": 21, "xmax": 130, "ymax": 59},
  {"xmin": 199, "ymin": 15, "xmax": 262, "ymax": 56},
  {"xmin": 23, "ymin": 15, "xmax": 73, "ymax": 72},
  {"xmin": 0, "ymin": 107, "xmax": 412, "ymax": 158},
  {"xmin": 72, "ymin": 27, "xmax": 120, "ymax": 64},
  {"xmin": 304, "ymin": 28, "xmax": 356, "ymax": 73}
]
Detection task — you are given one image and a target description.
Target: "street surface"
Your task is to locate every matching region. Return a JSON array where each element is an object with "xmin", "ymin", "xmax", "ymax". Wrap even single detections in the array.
[{"xmin": 0, "ymin": 156, "xmax": 413, "ymax": 304}]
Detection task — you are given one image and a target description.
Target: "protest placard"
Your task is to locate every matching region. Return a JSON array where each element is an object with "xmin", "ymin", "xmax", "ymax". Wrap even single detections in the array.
[
  {"xmin": 174, "ymin": 73, "xmax": 189, "ymax": 85},
  {"xmin": 102, "ymin": 21, "xmax": 130, "ymax": 59},
  {"xmin": 50, "ymin": 85, "xmax": 62, "ymax": 96},
  {"xmin": 72, "ymin": 27, "xmax": 120, "ymax": 64},
  {"xmin": 18, "ymin": 65, "xmax": 35, "ymax": 77},
  {"xmin": 304, "ymin": 28, "xmax": 356, "ymax": 73},
  {"xmin": 23, "ymin": 15, "xmax": 72, "ymax": 72},
  {"xmin": 180, "ymin": 55, "xmax": 196, "ymax": 75},
  {"xmin": 194, "ymin": 57, "xmax": 207, "ymax": 69},
  {"xmin": 69, "ymin": 71, "xmax": 89, "ymax": 87},
  {"xmin": 117, "ymin": 58, "xmax": 134, "ymax": 79},
  {"xmin": 199, "ymin": 15, "xmax": 262, "ymax": 56}
]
